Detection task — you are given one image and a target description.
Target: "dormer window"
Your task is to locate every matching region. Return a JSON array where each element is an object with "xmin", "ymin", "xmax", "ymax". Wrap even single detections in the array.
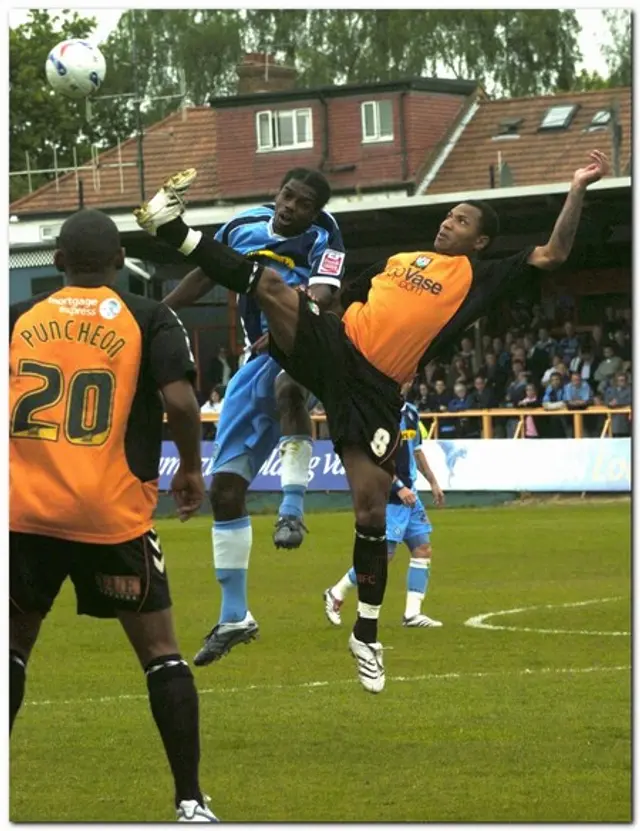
[
  {"xmin": 539, "ymin": 104, "xmax": 578, "ymax": 131},
  {"xmin": 586, "ymin": 109, "xmax": 612, "ymax": 131},
  {"xmin": 493, "ymin": 117, "xmax": 523, "ymax": 140}
]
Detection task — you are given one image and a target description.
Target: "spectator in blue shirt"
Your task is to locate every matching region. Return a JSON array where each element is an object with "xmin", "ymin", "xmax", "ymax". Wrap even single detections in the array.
[
  {"xmin": 563, "ymin": 371, "xmax": 592, "ymax": 406},
  {"xmin": 445, "ymin": 381, "xmax": 471, "ymax": 438},
  {"xmin": 543, "ymin": 372, "xmax": 566, "ymax": 405},
  {"xmin": 563, "ymin": 370, "xmax": 594, "ymax": 437},
  {"xmin": 559, "ymin": 321, "xmax": 580, "ymax": 365},
  {"xmin": 604, "ymin": 372, "xmax": 632, "ymax": 437},
  {"xmin": 542, "ymin": 372, "xmax": 567, "ymax": 438}
]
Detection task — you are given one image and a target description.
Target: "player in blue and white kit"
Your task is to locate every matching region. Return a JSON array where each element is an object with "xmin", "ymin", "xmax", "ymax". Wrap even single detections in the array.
[
  {"xmin": 323, "ymin": 387, "xmax": 445, "ymax": 628},
  {"xmin": 164, "ymin": 169, "xmax": 345, "ymax": 665}
]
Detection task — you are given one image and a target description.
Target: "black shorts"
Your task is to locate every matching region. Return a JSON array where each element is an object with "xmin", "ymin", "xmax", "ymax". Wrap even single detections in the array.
[
  {"xmin": 270, "ymin": 295, "xmax": 403, "ymax": 466},
  {"xmin": 9, "ymin": 528, "xmax": 172, "ymax": 620}
]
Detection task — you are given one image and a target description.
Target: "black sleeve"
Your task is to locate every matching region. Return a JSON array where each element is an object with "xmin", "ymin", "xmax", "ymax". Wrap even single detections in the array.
[
  {"xmin": 147, "ymin": 304, "xmax": 197, "ymax": 389},
  {"xmin": 470, "ymin": 246, "xmax": 540, "ymax": 298},
  {"xmin": 338, "ymin": 259, "xmax": 388, "ymax": 309},
  {"xmin": 418, "ymin": 247, "xmax": 540, "ymax": 369}
]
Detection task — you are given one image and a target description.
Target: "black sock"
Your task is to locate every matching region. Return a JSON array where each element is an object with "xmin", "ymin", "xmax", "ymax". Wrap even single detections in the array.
[
  {"xmin": 157, "ymin": 218, "xmax": 262, "ymax": 293},
  {"xmin": 10, "ymin": 649, "xmax": 26, "ymax": 734},
  {"xmin": 352, "ymin": 524, "xmax": 388, "ymax": 644},
  {"xmin": 145, "ymin": 654, "xmax": 203, "ymax": 808},
  {"xmin": 156, "ymin": 216, "xmax": 190, "ymax": 248}
]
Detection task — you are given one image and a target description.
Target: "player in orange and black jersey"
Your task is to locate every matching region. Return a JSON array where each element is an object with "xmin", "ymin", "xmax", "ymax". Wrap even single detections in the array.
[
  {"xmin": 9, "ymin": 209, "xmax": 217, "ymax": 821},
  {"xmin": 135, "ymin": 149, "xmax": 608, "ymax": 693}
]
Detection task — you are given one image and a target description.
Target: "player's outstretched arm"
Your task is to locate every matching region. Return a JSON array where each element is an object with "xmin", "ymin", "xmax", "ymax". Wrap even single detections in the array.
[
  {"xmin": 161, "ymin": 378, "xmax": 205, "ymax": 521},
  {"xmin": 528, "ymin": 150, "xmax": 609, "ymax": 270},
  {"xmin": 164, "ymin": 267, "xmax": 213, "ymax": 311}
]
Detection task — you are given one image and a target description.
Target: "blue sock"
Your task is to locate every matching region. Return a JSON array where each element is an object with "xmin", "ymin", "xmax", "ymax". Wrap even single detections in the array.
[
  {"xmin": 278, "ymin": 435, "xmax": 312, "ymax": 519},
  {"xmin": 347, "ymin": 567, "xmax": 357, "ymax": 586},
  {"xmin": 212, "ymin": 517, "xmax": 252, "ymax": 624},
  {"xmin": 407, "ymin": 558, "xmax": 430, "ymax": 595},
  {"xmin": 279, "ymin": 485, "xmax": 305, "ymax": 519}
]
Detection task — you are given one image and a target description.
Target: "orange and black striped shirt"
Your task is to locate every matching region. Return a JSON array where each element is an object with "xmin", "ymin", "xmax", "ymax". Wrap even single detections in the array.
[
  {"xmin": 342, "ymin": 248, "xmax": 537, "ymax": 384},
  {"xmin": 9, "ymin": 285, "xmax": 196, "ymax": 544}
]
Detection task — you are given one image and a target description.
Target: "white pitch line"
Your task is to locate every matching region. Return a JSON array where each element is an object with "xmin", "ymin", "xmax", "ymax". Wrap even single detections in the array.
[
  {"xmin": 464, "ymin": 596, "xmax": 630, "ymax": 636},
  {"xmin": 24, "ymin": 664, "xmax": 630, "ymax": 709}
]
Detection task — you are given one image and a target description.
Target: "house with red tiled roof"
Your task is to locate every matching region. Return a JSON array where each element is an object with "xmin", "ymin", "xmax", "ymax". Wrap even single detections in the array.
[
  {"xmin": 9, "ymin": 106, "xmax": 218, "ymax": 216},
  {"xmin": 417, "ymin": 87, "xmax": 631, "ymax": 194},
  {"xmin": 10, "ymin": 54, "xmax": 481, "ymax": 218}
]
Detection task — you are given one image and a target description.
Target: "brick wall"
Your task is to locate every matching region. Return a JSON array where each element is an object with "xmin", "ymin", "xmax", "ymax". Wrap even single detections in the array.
[{"xmin": 214, "ymin": 89, "xmax": 470, "ymax": 199}]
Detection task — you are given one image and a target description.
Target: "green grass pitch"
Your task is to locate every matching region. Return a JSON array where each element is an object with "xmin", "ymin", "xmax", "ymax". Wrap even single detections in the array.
[{"xmin": 10, "ymin": 501, "xmax": 631, "ymax": 822}]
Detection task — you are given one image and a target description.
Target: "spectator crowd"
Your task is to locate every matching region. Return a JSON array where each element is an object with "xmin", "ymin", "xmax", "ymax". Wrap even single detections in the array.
[
  {"xmin": 406, "ymin": 304, "xmax": 632, "ymax": 439},
  {"xmin": 193, "ymin": 304, "xmax": 632, "ymax": 442}
]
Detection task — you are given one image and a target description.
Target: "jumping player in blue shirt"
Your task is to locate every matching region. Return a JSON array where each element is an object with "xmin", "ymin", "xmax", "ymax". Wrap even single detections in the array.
[
  {"xmin": 164, "ymin": 168, "xmax": 345, "ymax": 665},
  {"xmin": 323, "ymin": 385, "xmax": 445, "ymax": 628}
]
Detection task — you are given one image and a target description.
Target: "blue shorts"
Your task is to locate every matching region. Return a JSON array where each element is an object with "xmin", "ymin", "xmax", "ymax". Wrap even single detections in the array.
[
  {"xmin": 386, "ymin": 497, "xmax": 432, "ymax": 546},
  {"xmin": 212, "ymin": 354, "xmax": 315, "ymax": 484}
]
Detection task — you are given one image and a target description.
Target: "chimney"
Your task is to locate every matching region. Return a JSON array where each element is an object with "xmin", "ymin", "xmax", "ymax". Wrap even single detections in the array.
[{"xmin": 236, "ymin": 52, "xmax": 297, "ymax": 95}]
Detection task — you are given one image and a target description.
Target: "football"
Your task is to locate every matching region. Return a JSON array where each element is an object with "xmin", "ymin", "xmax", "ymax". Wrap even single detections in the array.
[{"xmin": 45, "ymin": 39, "xmax": 106, "ymax": 100}]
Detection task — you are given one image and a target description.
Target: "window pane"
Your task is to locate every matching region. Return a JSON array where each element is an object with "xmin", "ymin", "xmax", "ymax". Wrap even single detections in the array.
[
  {"xmin": 257, "ymin": 112, "xmax": 271, "ymax": 149},
  {"xmin": 378, "ymin": 100, "xmax": 393, "ymax": 137},
  {"xmin": 277, "ymin": 111, "xmax": 294, "ymax": 146},
  {"xmin": 540, "ymin": 105, "xmax": 576, "ymax": 129},
  {"xmin": 296, "ymin": 110, "xmax": 309, "ymax": 144},
  {"xmin": 362, "ymin": 102, "xmax": 376, "ymax": 138}
]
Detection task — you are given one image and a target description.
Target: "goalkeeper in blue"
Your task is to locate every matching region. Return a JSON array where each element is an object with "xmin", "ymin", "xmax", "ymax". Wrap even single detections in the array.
[{"xmin": 323, "ymin": 388, "xmax": 445, "ymax": 628}]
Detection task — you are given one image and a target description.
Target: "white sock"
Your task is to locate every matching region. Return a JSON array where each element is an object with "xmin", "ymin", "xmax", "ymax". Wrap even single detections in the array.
[
  {"xmin": 212, "ymin": 519, "xmax": 252, "ymax": 569},
  {"xmin": 280, "ymin": 436, "xmax": 313, "ymax": 488},
  {"xmin": 213, "ymin": 518, "xmax": 252, "ymax": 624},
  {"xmin": 357, "ymin": 602, "xmax": 380, "ymax": 620},
  {"xmin": 405, "ymin": 591, "xmax": 425, "ymax": 619},
  {"xmin": 332, "ymin": 571, "xmax": 356, "ymax": 602},
  {"xmin": 179, "ymin": 228, "xmax": 203, "ymax": 256}
]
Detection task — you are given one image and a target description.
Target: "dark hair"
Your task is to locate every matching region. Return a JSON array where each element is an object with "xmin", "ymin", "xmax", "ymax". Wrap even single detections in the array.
[
  {"xmin": 280, "ymin": 168, "xmax": 331, "ymax": 210},
  {"xmin": 465, "ymin": 200, "xmax": 500, "ymax": 244},
  {"xmin": 57, "ymin": 209, "xmax": 121, "ymax": 274}
]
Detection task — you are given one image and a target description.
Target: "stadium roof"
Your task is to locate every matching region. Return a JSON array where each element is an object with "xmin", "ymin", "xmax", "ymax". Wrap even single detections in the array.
[
  {"xmin": 418, "ymin": 87, "xmax": 632, "ymax": 194},
  {"xmin": 11, "ymin": 176, "xmax": 631, "ymax": 278}
]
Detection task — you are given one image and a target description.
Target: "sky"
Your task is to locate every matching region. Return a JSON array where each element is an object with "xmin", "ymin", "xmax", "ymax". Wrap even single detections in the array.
[{"xmin": 8, "ymin": 6, "xmax": 619, "ymax": 79}]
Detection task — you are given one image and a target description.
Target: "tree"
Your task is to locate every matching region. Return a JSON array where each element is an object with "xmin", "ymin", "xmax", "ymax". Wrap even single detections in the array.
[
  {"xmin": 101, "ymin": 9, "xmax": 583, "ymax": 102},
  {"xmin": 570, "ymin": 69, "xmax": 611, "ymax": 93},
  {"xmin": 10, "ymin": 10, "xmax": 100, "ymax": 202},
  {"xmin": 602, "ymin": 10, "xmax": 631, "ymax": 87},
  {"xmin": 242, "ymin": 10, "xmax": 583, "ymax": 97},
  {"xmin": 11, "ymin": 9, "xmax": 590, "ymax": 203}
]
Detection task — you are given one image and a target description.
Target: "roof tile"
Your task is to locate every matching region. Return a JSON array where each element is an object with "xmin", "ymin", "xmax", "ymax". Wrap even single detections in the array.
[
  {"xmin": 423, "ymin": 87, "xmax": 632, "ymax": 194},
  {"xmin": 10, "ymin": 107, "xmax": 217, "ymax": 215}
]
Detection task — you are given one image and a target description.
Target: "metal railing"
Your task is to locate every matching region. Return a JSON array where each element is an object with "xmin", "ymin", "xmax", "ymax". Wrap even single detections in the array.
[{"xmin": 193, "ymin": 406, "xmax": 632, "ymax": 440}]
